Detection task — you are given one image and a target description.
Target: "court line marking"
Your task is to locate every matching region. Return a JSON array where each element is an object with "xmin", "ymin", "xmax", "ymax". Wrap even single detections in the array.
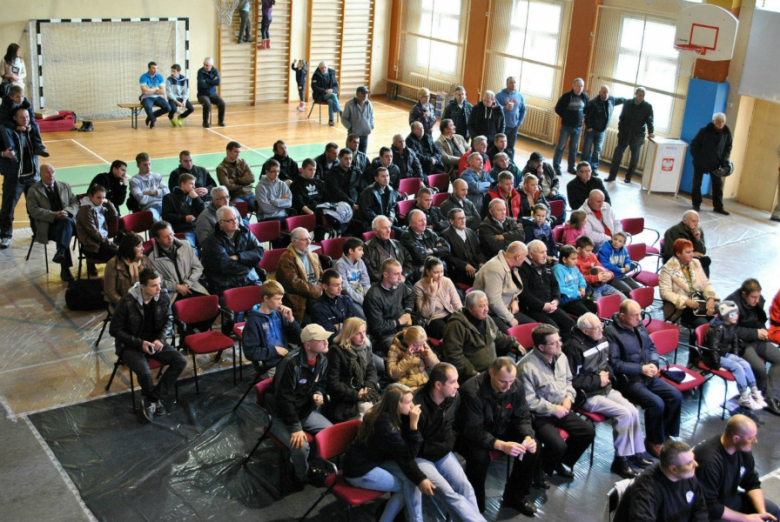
[
  {"xmin": 206, "ymin": 129, "xmax": 270, "ymax": 159},
  {"xmin": 69, "ymin": 139, "xmax": 109, "ymax": 164}
]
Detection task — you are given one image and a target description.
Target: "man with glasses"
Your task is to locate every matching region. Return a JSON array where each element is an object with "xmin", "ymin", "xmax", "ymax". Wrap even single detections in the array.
[
  {"xmin": 195, "ymin": 186, "xmax": 232, "ymax": 246},
  {"xmin": 606, "ymin": 300, "xmax": 682, "ymax": 459},
  {"xmin": 563, "ymin": 313, "xmax": 649, "ymax": 479},
  {"xmin": 517, "ymin": 324, "xmax": 595, "ymax": 484},
  {"xmin": 276, "ymin": 227, "xmax": 323, "ymax": 323}
]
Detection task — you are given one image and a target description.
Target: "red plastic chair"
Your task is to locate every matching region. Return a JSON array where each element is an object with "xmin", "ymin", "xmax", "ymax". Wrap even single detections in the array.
[
  {"xmin": 174, "ymin": 295, "xmax": 236, "ymax": 392},
  {"xmin": 362, "ymin": 230, "xmax": 395, "ymax": 242},
  {"xmin": 300, "ymin": 420, "xmax": 384, "ymax": 521},
  {"xmin": 595, "ymin": 293, "xmax": 622, "ymax": 322},
  {"xmin": 105, "ymin": 354, "xmax": 179, "ymax": 412},
  {"xmin": 626, "ymin": 243, "xmax": 659, "ymax": 288},
  {"xmin": 222, "ymin": 285, "xmax": 264, "ymax": 380},
  {"xmin": 397, "ymin": 199, "xmax": 416, "ymax": 221},
  {"xmin": 650, "ymin": 328, "xmax": 706, "ymax": 418},
  {"xmin": 320, "ymin": 236, "xmax": 349, "ymax": 262},
  {"xmin": 427, "ymin": 173, "xmax": 450, "ymax": 194},
  {"xmin": 258, "ymin": 248, "xmax": 287, "ymax": 275},
  {"xmin": 120, "ymin": 210, "xmax": 154, "ymax": 237},
  {"xmin": 432, "ymin": 191, "xmax": 450, "ymax": 207},
  {"xmin": 285, "ymin": 213, "xmax": 317, "ymax": 236},
  {"xmin": 234, "ymin": 200, "xmax": 250, "ymax": 219},
  {"xmin": 630, "ymin": 286, "xmax": 674, "ymax": 334},
  {"xmin": 549, "ymin": 199, "xmax": 565, "ymax": 220},
  {"xmin": 620, "ymin": 217, "xmax": 660, "ymax": 255},
  {"xmin": 552, "ymin": 225, "xmax": 564, "ymax": 245},
  {"xmin": 507, "ymin": 323, "xmax": 542, "ymax": 353},
  {"xmin": 398, "ymin": 177, "xmax": 423, "ymax": 198},
  {"xmin": 249, "ymin": 221, "xmax": 281, "ymax": 244},
  {"xmin": 694, "ymin": 324, "xmax": 735, "ymax": 419}
]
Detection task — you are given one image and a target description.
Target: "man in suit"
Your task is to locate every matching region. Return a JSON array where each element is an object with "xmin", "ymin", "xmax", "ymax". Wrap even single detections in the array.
[
  {"xmin": 441, "ymin": 207, "xmax": 485, "ymax": 286},
  {"xmin": 26, "ymin": 164, "xmax": 79, "ymax": 280}
]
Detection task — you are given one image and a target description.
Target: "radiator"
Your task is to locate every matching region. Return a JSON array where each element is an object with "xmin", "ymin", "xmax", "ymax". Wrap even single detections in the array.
[
  {"xmin": 398, "ymin": 72, "xmax": 455, "ymax": 100},
  {"xmin": 519, "ymin": 105, "xmax": 555, "ymax": 144},
  {"xmin": 599, "ymin": 128, "xmax": 648, "ymax": 174}
]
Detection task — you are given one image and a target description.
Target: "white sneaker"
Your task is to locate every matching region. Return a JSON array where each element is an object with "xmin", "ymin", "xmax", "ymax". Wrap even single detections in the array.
[
  {"xmin": 751, "ymin": 389, "xmax": 768, "ymax": 408},
  {"xmin": 738, "ymin": 394, "xmax": 763, "ymax": 410},
  {"xmin": 0, "ymin": 237, "xmax": 10, "ymax": 249}
]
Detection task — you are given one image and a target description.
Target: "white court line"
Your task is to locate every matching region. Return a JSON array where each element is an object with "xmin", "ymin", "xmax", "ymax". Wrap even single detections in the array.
[
  {"xmin": 206, "ymin": 128, "xmax": 270, "ymax": 159},
  {"xmin": 0, "ymin": 393, "xmax": 15, "ymax": 419},
  {"xmin": 218, "ymin": 119, "xmax": 313, "ymax": 128},
  {"xmin": 40, "ymin": 139, "xmax": 74, "ymax": 143},
  {"xmin": 70, "ymin": 139, "xmax": 109, "ymax": 164}
]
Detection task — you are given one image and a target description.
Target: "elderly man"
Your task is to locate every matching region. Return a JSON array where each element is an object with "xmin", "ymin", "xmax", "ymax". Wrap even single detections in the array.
[
  {"xmin": 495, "ymin": 77, "xmax": 525, "ymax": 160},
  {"xmin": 553, "ymin": 78, "xmax": 589, "ymax": 176},
  {"xmin": 441, "ymin": 208, "xmax": 485, "ymax": 286},
  {"xmin": 364, "ymin": 258, "xmax": 415, "ymax": 352},
  {"xmin": 138, "ymin": 61, "xmax": 170, "ymax": 129},
  {"xmin": 690, "ymin": 113, "xmax": 733, "ymax": 215},
  {"xmin": 563, "ymin": 313, "xmax": 648, "ymax": 478},
  {"xmin": 314, "ymin": 142, "xmax": 339, "ymax": 180},
  {"xmin": 694, "ymin": 415, "xmax": 780, "ymax": 521},
  {"xmin": 582, "ymin": 189, "xmax": 621, "ymax": 252},
  {"xmin": 442, "ymin": 85, "xmax": 472, "ymax": 141},
  {"xmin": 518, "ymin": 240, "xmax": 576, "ymax": 340},
  {"xmin": 195, "ymin": 186, "xmax": 231, "ymax": 246},
  {"xmin": 109, "ymin": 268, "xmax": 188, "ymax": 421},
  {"xmin": 324, "ymin": 148, "xmax": 362, "ymax": 212},
  {"xmin": 26, "ymin": 164, "xmax": 78, "ymax": 281},
  {"xmin": 725, "ymin": 279, "xmax": 780, "ymax": 416},
  {"xmin": 407, "ymin": 187, "xmax": 448, "ymax": 232},
  {"xmin": 614, "ymin": 440, "xmax": 708, "ymax": 522},
  {"xmin": 442, "ymin": 291, "xmax": 523, "ymax": 383},
  {"xmin": 567, "ymin": 161, "xmax": 611, "ymax": 212},
  {"xmin": 606, "ymin": 86, "xmax": 654, "ymax": 183},
  {"xmin": 365, "ymin": 146, "xmax": 401, "ymax": 190},
  {"xmin": 436, "ymin": 118, "xmax": 470, "ymax": 179},
  {"xmin": 440, "ymin": 179, "xmax": 481, "ymax": 230},
  {"xmin": 473, "ymin": 241, "xmax": 535, "ymax": 331},
  {"xmin": 196, "ymin": 57, "xmax": 226, "ymax": 128},
  {"xmin": 662, "ymin": 210, "xmax": 711, "ymax": 277},
  {"xmin": 169, "ymin": 151, "xmax": 217, "ymax": 202},
  {"xmin": 341, "ymin": 86, "xmax": 373, "ymax": 153},
  {"xmin": 490, "ymin": 152, "xmax": 523, "ymax": 189},
  {"xmin": 358, "ymin": 166, "xmax": 402, "ymax": 232},
  {"xmin": 270, "ymin": 140, "xmax": 300, "ymax": 182},
  {"xmin": 518, "ymin": 324, "xmax": 595, "ymax": 481},
  {"xmin": 582, "ymin": 85, "xmax": 627, "ymax": 171},
  {"xmin": 130, "ymin": 152, "xmax": 169, "ymax": 220},
  {"xmin": 276, "ymin": 227, "xmax": 323, "ymax": 323},
  {"xmin": 363, "ymin": 215, "xmax": 414, "ymax": 283},
  {"xmin": 391, "ymin": 133, "xmax": 426, "ymax": 187},
  {"xmin": 606, "ymin": 300, "xmax": 682, "ymax": 458},
  {"xmin": 217, "ymin": 141, "xmax": 255, "ymax": 207},
  {"xmin": 456, "ymin": 135, "xmax": 492, "ymax": 176},
  {"xmin": 311, "ymin": 61, "xmax": 341, "ymax": 126},
  {"xmin": 456, "ymin": 357, "xmax": 538, "ymax": 515},
  {"xmin": 468, "ymin": 90, "xmax": 505, "ymax": 146},
  {"xmin": 477, "ymin": 199, "xmax": 524, "ymax": 259},
  {"xmin": 406, "ymin": 121, "xmax": 445, "ymax": 177},
  {"xmin": 201, "ymin": 205, "xmax": 264, "ymax": 296},
  {"xmin": 460, "ymin": 152, "xmax": 493, "ymax": 211},
  {"xmin": 148, "ymin": 221, "xmax": 208, "ymax": 307},
  {"xmin": 399, "ymin": 209, "xmax": 450, "ymax": 269},
  {"xmin": 345, "ymin": 134, "xmax": 369, "ymax": 178}
]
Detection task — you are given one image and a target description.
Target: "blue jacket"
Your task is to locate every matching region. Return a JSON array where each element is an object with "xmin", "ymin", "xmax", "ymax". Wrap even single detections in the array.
[
  {"xmin": 291, "ymin": 62, "xmax": 307, "ymax": 87},
  {"xmin": 494, "ymin": 89, "xmax": 526, "ymax": 129},
  {"xmin": 522, "ymin": 221, "xmax": 558, "ymax": 259},
  {"xmin": 552, "ymin": 264, "xmax": 585, "ymax": 302},
  {"xmin": 605, "ymin": 314, "xmax": 659, "ymax": 385},
  {"xmin": 197, "ymin": 67, "xmax": 221, "ymax": 96},
  {"xmin": 309, "ymin": 293, "xmax": 365, "ymax": 334},
  {"xmin": 242, "ymin": 309, "xmax": 301, "ymax": 363},
  {"xmin": 597, "ymin": 241, "xmax": 632, "ymax": 279}
]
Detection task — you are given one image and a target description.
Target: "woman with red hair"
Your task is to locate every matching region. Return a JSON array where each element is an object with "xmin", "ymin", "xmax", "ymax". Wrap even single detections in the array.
[{"xmin": 659, "ymin": 238, "xmax": 719, "ymax": 327}]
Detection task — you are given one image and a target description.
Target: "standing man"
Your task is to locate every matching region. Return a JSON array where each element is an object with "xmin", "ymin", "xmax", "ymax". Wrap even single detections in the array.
[
  {"xmin": 690, "ymin": 112, "xmax": 733, "ymax": 215},
  {"xmin": 197, "ymin": 57, "xmax": 226, "ymax": 128},
  {"xmin": 341, "ymin": 86, "xmax": 373, "ymax": 154},
  {"xmin": 494, "ymin": 76, "xmax": 525, "ymax": 161},
  {"xmin": 311, "ymin": 61, "xmax": 341, "ymax": 127},
  {"xmin": 468, "ymin": 91, "xmax": 505, "ymax": 146},
  {"xmin": 26, "ymin": 164, "xmax": 78, "ymax": 281},
  {"xmin": 138, "ymin": 61, "xmax": 170, "ymax": 129},
  {"xmin": 90, "ymin": 160, "xmax": 128, "ymax": 214},
  {"xmin": 442, "ymin": 86, "xmax": 472, "ymax": 141},
  {"xmin": 553, "ymin": 78, "xmax": 589, "ymax": 176},
  {"xmin": 606, "ymin": 86, "xmax": 654, "ymax": 183},
  {"xmin": 169, "ymin": 151, "xmax": 217, "ymax": 202},
  {"xmin": 582, "ymin": 85, "xmax": 626, "ymax": 172}
]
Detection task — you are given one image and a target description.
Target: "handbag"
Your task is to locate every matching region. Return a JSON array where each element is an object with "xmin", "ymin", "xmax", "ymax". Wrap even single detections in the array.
[{"xmin": 660, "ymin": 368, "xmax": 686, "ymax": 384}]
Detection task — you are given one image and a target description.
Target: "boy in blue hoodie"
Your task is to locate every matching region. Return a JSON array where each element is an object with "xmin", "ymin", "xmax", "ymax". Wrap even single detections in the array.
[
  {"xmin": 166, "ymin": 64, "xmax": 194, "ymax": 126},
  {"xmin": 598, "ymin": 231, "xmax": 642, "ymax": 295},
  {"xmin": 243, "ymin": 280, "xmax": 301, "ymax": 375},
  {"xmin": 553, "ymin": 245, "xmax": 597, "ymax": 316},
  {"xmin": 523, "ymin": 203, "xmax": 558, "ymax": 262}
]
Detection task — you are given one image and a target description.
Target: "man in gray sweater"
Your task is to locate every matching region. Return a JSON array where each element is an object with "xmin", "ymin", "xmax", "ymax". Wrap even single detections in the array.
[{"xmin": 341, "ymin": 86, "xmax": 374, "ymax": 154}]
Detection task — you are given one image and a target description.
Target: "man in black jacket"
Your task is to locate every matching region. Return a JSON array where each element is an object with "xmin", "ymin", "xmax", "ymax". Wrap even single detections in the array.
[
  {"xmin": 363, "ymin": 258, "xmax": 414, "ymax": 352},
  {"xmin": 566, "ymin": 161, "xmax": 611, "ymax": 212},
  {"xmin": 309, "ymin": 270, "xmax": 364, "ymax": 335},
  {"xmin": 413, "ymin": 363, "xmax": 485, "ymax": 521},
  {"xmin": 468, "ymin": 91, "xmax": 505, "ymax": 147},
  {"xmin": 553, "ymin": 78, "xmax": 589, "ymax": 176},
  {"xmin": 406, "ymin": 122, "xmax": 445, "ymax": 177},
  {"xmin": 314, "ymin": 142, "xmax": 339, "ymax": 180},
  {"xmin": 271, "ymin": 140, "xmax": 300, "ymax": 182},
  {"xmin": 607, "ymin": 86, "xmax": 654, "ymax": 183},
  {"xmin": 270, "ymin": 323, "xmax": 333, "ymax": 482},
  {"xmin": 358, "ymin": 166, "xmax": 402, "ymax": 232},
  {"xmin": 90, "ymin": 160, "xmax": 128, "ymax": 214},
  {"xmin": 363, "ymin": 216, "xmax": 414, "ymax": 283},
  {"xmin": 310, "ymin": 61, "xmax": 341, "ymax": 125},
  {"xmin": 407, "ymin": 187, "xmax": 448, "ymax": 232},
  {"xmin": 345, "ymin": 134, "xmax": 369, "ymax": 182},
  {"xmin": 392, "ymin": 133, "xmax": 426, "ymax": 187},
  {"xmin": 477, "ymin": 198, "xmax": 525, "ymax": 258},
  {"xmin": 440, "ymin": 179, "xmax": 481, "ymax": 231},
  {"xmin": 457, "ymin": 357, "xmax": 539, "ymax": 515},
  {"xmin": 161, "ymin": 173, "xmax": 205, "ymax": 245},
  {"xmin": 324, "ymin": 148, "xmax": 362, "ymax": 211},
  {"xmin": 399, "ymin": 209, "xmax": 450, "ymax": 271},
  {"xmin": 364, "ymin": 147, "xmax": 401, "ymax": 189},
  {"xmin": 517, "ymin": 240, "xmax": 575, "ymax": 340},
  {"xmin": 441, "ymin": 208, "xmax": 485, "ymax": 286},
  {"xmin": 109, "ymin": 268, "xmax": 187, "ymax": 421},
  {"xmin": 662, "ymin": 210, "xmax": 711, "ymax": 276},
  {"xmin": 168, "ymin": 151, "xmax": 217, "ymax": 201},
  {"xmin": 690, "ymin": 112, "xmax": 733, "ymax": 215},
  {"xmin": 442, "ymin": 86, "xmax": 472, "ymax": 141},
  {"xmin": 582, "ymin": 86, "xmax": 627, "ymax": 172}
]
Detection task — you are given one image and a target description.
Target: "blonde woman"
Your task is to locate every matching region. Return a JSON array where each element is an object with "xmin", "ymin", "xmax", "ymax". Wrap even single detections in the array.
[
  {"xmin": 414, "ymin": 257, "xmax": 462, "ymax": 339},
  {"xmin": 409, "ymin": 87, "xmax": 437, "ymax": 135},
  {"xmin": 327, "ymin": 318, "xmax": 380, "ymax": 422},
  {"xmin": 387, "ymin": 326, "xmax": 440, "ymax": 390}
]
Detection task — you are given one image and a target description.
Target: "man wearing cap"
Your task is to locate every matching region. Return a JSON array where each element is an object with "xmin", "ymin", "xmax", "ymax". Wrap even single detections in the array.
[
  {"xmin": 341, "ymin": 86, "xmax": 374, "ymax": 155},
  {"xmin": 270, "ymin": 323, "xmax": 333, "ymax": 484}
]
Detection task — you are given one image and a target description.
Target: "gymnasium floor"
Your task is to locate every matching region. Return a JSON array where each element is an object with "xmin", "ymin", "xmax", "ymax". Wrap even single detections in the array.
[{"xmin": 1, "ymin": 98, "xmax": 780, "ymax": 521}]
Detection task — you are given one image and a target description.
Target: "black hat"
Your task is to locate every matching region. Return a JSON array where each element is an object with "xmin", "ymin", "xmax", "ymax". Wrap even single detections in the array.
[
  {"xmin": 530, "ymin": 152, "xmax": 543, "ymax": 162},
  {"xmin": 356, "ymin": 86, "xmax": 369, "ymax": 94}
]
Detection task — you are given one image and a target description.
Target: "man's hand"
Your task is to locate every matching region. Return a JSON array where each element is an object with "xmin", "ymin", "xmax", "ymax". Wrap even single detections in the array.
[
  {"xmin": 398, "ymin": 313, "xmax": 412, "ymax": 326},
  {"xmin": 543, "ymin": 302, "xmax": 556, "ymax": 313},
  {"xmin": 498, "ymin": 440, "xmax": 526, "ymax": 457},
  {"xmin": 290, "ymin": 430, "xmax": 307, "ymax": 449},
  {"xmin": 312, "ymin": 394, "xmax": 324, "ymax": 407},
  {"xmin": 600, "ymin": 370, "xmax": 610, "ymax": 387},
  {"xmin": 2, "ymin": 148, "xmax": 14, "ymax": 159},
  {"xmin": 622, "ymin": 266, "xmax": 631, "ymax": 274},
  {"xmin": 691, "ymin": 226, "xmax": 702, "ymax": 240},
  {"xmin": 692, "ymin": 252, "xmax": 704, "ymax": 259},
  {"xmin": 465, "ymin": 264, "xmax": 476, "ymax": 277},
  {"xmin": 641, "ymin": 364, "xmax": 657, "ymax": 377},
  {"xmin": 510, "ymin": 300, "xmax": 519, "ymax": 314},
  {"xmin": 281, "ymin": 192, "xmax": 290, "ymax": 199},
  {"xmin": 357, "ymin": 387, "xmax": 369, "ymax": 399},
  {"xmin": 523, "ymin": 436, "xmax": 538, "ymax": 453},
  {"xmin": 275, "ymin": 346, "xmax": 289, "ymax": 357},
  {"xmin": 177, "ymin": 101, "xmax": 184, "ymax": 108},
  {"xmin": 418, "ymin": 478, "xmax": 436, "ymax": 496},
  {"xmin": 554, "ymin": 405, "xmax": 568, "ymax": 419},
  {"xmin": 509, "ymin": 318, "xmax": 519, "ymax": 327},
  {"xmin": 185, "ymin": 215, "xmax": 196, "ymax": 223},
  {"xmin": 142, "ymin": 341, "xmax": 156, "ymax": 355},
  {"xmin": 54, "ymin": 210, "xmax": 68, "ymax": 220},
  {"xmin": 758, "ymin": 329, "xmax": 769, "ymax": 341},
  {"xmin": 562, "ymin": 396, "xmax": 572, "ymax": 411},
  {"xmin": 743, "ymin": 514, "xmax": 777, "ymax": 522},
  {"xmin": 152, "ymin": 339, "xmax": 164, "ymax": 351},
  {"xmin": 648, "ymin": 133, "xmax": 655, "ymax": 139},
  {"xmin": 229, "ymin": 255, "xmax": 239, "ymax": 261},
  {"xmin": 353, "ymin": 204, "xmax": 360, "ymax": 211},
  {"xmin": 598, "ymin": 271, "xmax": 613, "ymax": 282},
  {"xmin": 195, "ymin": 187, "xmax": 208, "ymax": 197},
  {"xmin": 175, "ymin": 283, "xmax": 191, "ymax": 296},
  {"xmin": 325, "ymin": 88, "xmax": 333, "ymax": 94},
  {"xmin": 495, "ymin": 234, "xmax": 504, "ymax": 240},
  {"xmin": 144, "ymin": 189, "xmax": 159, "ymax": 197}
]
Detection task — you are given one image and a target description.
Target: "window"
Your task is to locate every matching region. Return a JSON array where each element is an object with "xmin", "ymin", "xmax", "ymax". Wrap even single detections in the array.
[{"xmin": 760, "ymin": 0, "xmax": 780, "ymax": 11}]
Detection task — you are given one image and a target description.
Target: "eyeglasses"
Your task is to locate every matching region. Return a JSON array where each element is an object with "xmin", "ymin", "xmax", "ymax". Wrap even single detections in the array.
[
  {"xmin": 220, "ymin": 218, "xmax": 238, "ymax": 224},
  {"xmin": 583, "ymin": 325, "xmax": 603, "ymax": 331},
  {"xmin": 214, "ymin": 196, "xmax": 230, "ymax": 201},
  {"xmin": 544, "ymin": 340, "xmax": 562, "ymax": 347},
  {"xmin": 293, "ymin": 236, "xmax": 311, "ymax": 243}
]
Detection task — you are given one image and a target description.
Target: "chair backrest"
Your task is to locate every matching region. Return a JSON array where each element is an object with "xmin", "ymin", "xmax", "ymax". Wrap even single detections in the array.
[
  {"xmin": 107, "ymin": 218, "xmax": 120, "ymax": 238},
  {"xmin": 649, "ymin": 328, "xmax": 679, "ymax": 357},
  {"xmin": 695, "ymin": 323, "xmax": 709, "ymax": 347},
  {"xmin": 142, "ymin": 238, "xmax": 155, "ymax": 254},
  {"xmin": 315, "ymin": 419, "xmax": 363, "ymax": 461},
  {"xmin": 620, "ymin": 217, "xmax": 644, "ymax": 237},
  {"xmin": 507, "ymin": 322, "xmax": 542, "ymax": 351},
  {"xmin": 286, "ymin": 213, "xmax": 317, "ymax": 234},
  {"xmin": 552, "ymin": 225, "xmax": 564, "ymax": 244},
  {"xmin": 398, "ymin": 177, "xmax": 422, "ymax": 197},
  {"xmin": 120, "ymin": 210, "xmax": 154, "ymax": 234},
  {"xmin": 629, "ymin": 286, "xmax": 654, "ymax": 310},
  {"xmin": 427, "ymin": 173, "xmax": 450, "ymax": 194},
  {"xmin": 174, "ymin": 294, "xmax": 220, "ymax": 325},
  {"xmin": 362, "ymin": 230, "xmax": 395, "ymax": 242},
  {"xmin": 320, "ymin": 236, "xmax": 349, "ymax": 260},
  {"xmin": 432, "ymin": 191, "xmax": 450, "ymax": 207},
  {"xmin": 223, "ymin": 285, "xmax": 264, "ymax": 314},
  {"xmin": 549, "ymin": 199, "xmax": 565, "ymax": 219},
  {"xmin": 596, "ymin": 293, "xmax": 622, "ymax": 321},
  {"xmin": 249, "ymin": 221, "xmax": 282, "ymax": 244},
  {"xmin": 397, "ymin": 199, "xmax": 416, "ymax": 220},
  {"xmin": 258, "ymin": 248, "xmax": 287, "ymax": 272},
  {"xmin": 234, "ymin": 200, "xmax": 249, "ymax": 218},
  {"xmin": 255, "ymin": 377, "xmax": 274, "ymax": 408},
  {"xmin": 626, "ymin": 243, "xmax": 646, "ymax": 263}
]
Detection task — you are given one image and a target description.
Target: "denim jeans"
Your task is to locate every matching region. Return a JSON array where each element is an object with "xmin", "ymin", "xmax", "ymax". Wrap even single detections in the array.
[
  {"xmin": 346, "ymin": 463, "xmax": 419, "ymax": 522},
  {"xmin": 589, "ymin": 284, "xmax": 626, "ymax": 301},
  {"xmin": 622, "ymin": 376, "xmax": 682, "ymax": 444},
  {"xmin": 0, "ymin": 173, "xmax": 37, "ymax": 238},
  {"xmin": 321, "ymin": 93, "xmax": 342, "ymax": 122},
  {"xmin": 719, "ymin": 353, "xmax": 756, "ymax": 393},
  {"xmin": 553, "ymin": 125, "xmax": 581, "ymax": 175},
  {"xmin": 121, "ymin": 344, "xmax": 188, "ymax": 401},
  {"xmin": 269, "ymin": 410, "xmax": 332, "ymax": 481},
  {"xmin": 48, "ymin": 217, "xmax": 76, "ymax": 267},
  {"xmin": 141, "ymin": 96, "xmax": 171, "ymax": 124},
  {"xmin": 504, "ymin": 126, "xmax": 518, "ymax": 162},
  {"xmin": 581, "ymin": 129, "xmax": 605, "ymax": 170},
  {"xmin": 140, "ymin": 203, "xmax": 162, "ymax": 222},
  {"xmin": 168, "ymin": 98, "xmax": 195, "ymax": 120},
  {"xmin": 415, "ymin": 454, "xmax": 485, "ymax": 522}
]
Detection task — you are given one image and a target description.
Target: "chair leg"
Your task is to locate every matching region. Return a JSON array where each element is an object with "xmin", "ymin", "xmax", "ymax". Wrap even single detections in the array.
[
  {"xmin": 192, "ymin": 353, "xmax": 200, "ymax": 394},
  {"xmin": 105, "ymin": 360, "xmax": 121, "ymax": 391},
  {"xmin": 298, "ymin": 485, "xmax": 334, "ymax": 521},
  {"xmin": 44, "ymin": 244, "xmax": 48, "ymax": 274},
  {"xmin": 242, "ymin": 426, "xmax": 271, "ymax": 467},
  {"xmin": 238, "ymin": 341, "xmax": 244, "ymax": 381},
  {"xmin": 130, "ymin": 370, "xmax": 136, "ymax": 412},
  {"xmin": 94, "ymin": 313, "xmax": 111, "ymax": 348},
  {"xmin": 697, "ymin": 384, "xmax": 704, "ymax": 419},
  {"xmin": 26, "ymin": 237, "xmax": 34, "ymax": 260},
  {"xmin": 233, "ymin": 371, "xmax": 262, "ymax": 412},
  {"xmin": 589, "ymin": 420, "xmax": 595, "ymax": 467},
  {"xmin": 307, "ymin": 101, "xmax": 315, "ymax": 119},
  {"xmin": 722, "ymin": 382, "xmax": 728, "ymax": 420},
  {"xmin": 232, "ymin": 347, "xmax": 237, "ymax": 386}
]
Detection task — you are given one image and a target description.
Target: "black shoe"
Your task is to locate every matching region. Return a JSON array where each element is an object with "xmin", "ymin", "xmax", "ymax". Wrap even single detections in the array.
[
  {"xmin": 0, "ymin": 237, "xmax": 9, "ymax": 249},
  {"xmin": 567, "ymin": 169, "xmax": 577, "ymax": 175},
  {"xmin": 153, "ymin": 400, "xmax": 168, "ymax": 416},
  {"xmin": 771, "ymin": 216, "xmax": 780, "ymax": 222},
  {"xmin": 765, "ymin": 398, "xmax": 780, "ymax": 416},
  {"xmin": 692, "ymin": 205, "xmax": 700, "ymax": 211},
  {"xmin": 328, "ymin": 120, "xmax": 335, "ymax": 127},
  {"xmin": 203, "ymin": 122, "xmax": 210, "ymax": 128},
  {"xmin": 60, "ymin": 268, "xmax": 74, "ymax": 282},
  {"xmin": 605, "ymin": 177, "xmax": 616, "ymax": 182},
  {"xmin": 245, "ymin": 38, "xmax": 254, "ymax": 43},
  {"xmin": 141, "ymin": 397, "xmax": 156, "ymax": 422},
  {"xmin": 624, "ymin": 177, "xmax": 632, "ymax": 183},
  {"xmin": 611, "ymin": 457, "xmax": 638, "ymax": 479},
  {"xmin": 218, "ymin": 121, "xmax": 226, "ymax": 127},
  {"xmin": 52, "ymin": 250, "xmax": 66, "ymax": 264},
  {"xmin": 145, "ymin": 117, "xmax": 151, "ymax": 127},
  {"xmin": 149, "ymin": 121, "xmax": 155, "ymax": 129},
  {"xmin": 532, "ymin": 473, "xmax": 550, "ymax": 489},
  {"xmin": 713, "ymin": 208, "xmax": 730, "ymax": 216},
  {"xmin": 34, "ymin": 147, "xmax": 50, "ymax": 157},
  {"xmin": 629, "ymin": 455, "xmax": 653, "ymax": 468},
  {"xmin": 502, "ymin": 494, "xmax": 537, "ymax": 516},
  {"xmin": 554, "ymin": 464, "xmax": 575, "ymax": 479}
]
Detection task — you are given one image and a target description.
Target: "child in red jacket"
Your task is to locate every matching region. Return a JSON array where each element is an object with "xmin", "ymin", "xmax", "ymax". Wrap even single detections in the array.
[{"xmin": 575, "ymin": 235, "xmax": 626, "ymax": 301}]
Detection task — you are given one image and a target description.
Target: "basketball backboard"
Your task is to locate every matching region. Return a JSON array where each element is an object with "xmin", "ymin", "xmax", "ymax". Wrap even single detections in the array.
[{"xmin": 675, "ymin": 4, "xmax": 738, "ymax": 61}]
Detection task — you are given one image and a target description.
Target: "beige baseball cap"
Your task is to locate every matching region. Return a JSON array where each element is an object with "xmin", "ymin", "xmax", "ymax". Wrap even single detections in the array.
[{"xmin": 301, "ymin": 324, "xmax": 332, "ymax": 342}]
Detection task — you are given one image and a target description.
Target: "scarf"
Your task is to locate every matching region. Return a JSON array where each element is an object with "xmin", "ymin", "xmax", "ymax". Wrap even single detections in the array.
[{"xmin": 124, "ymin": 257, "xmax": 142, "ymax": 285}]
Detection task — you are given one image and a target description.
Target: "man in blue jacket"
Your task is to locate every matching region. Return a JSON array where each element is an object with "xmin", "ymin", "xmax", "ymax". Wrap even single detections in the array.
[
  {"xmin": 494, "ymin": 76, "xmax": 526, "ymax": 162},
  {"xmin": 582, "ymin": 85, "xmax": 627, "ymax": 171},
  {"xmin": 196, "ymin": 57, "xmax": 226, "ymax": 128},
  {"xmin": 243, "ymin": 280, "xmax": 301, "ymax": 374},
  {"xmin": 553, "ymin": 78, "xmax": 589, "ymax": 176}
]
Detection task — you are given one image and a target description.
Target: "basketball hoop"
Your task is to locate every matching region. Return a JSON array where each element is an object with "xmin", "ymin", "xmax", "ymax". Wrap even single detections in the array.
[
  {"xmin": 674, "ymin": 44, "xmax": 706, "ymax": 77},
  {"xmin": 213, "ymin": 0, "xmax": 241, "ymax": 28}
]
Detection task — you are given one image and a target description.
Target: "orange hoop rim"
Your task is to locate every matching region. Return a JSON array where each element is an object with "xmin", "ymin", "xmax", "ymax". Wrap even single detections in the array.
[{"xmin": 675, "ymin": 44, "xmax": 707, "ymax": 55}]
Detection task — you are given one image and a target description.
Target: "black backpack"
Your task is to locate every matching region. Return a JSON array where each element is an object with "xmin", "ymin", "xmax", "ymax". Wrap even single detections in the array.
[{"xmin": 65, "ymin": 278, "xmax": 107, "ymax": 311}]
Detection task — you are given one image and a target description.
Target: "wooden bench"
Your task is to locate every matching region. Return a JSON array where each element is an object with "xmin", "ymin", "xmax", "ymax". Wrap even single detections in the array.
[
  {"xmin": 384, "ymin": 79, "xmax": 438, "ymax": 105},
  {"xmin": 118, "ymin": 100, "xmax": 203, "ymax": 129}
]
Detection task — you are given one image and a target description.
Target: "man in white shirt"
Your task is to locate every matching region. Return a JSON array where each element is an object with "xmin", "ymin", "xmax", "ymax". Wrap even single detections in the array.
[{"xmin": 129, "ymin": 152, "xmax": 169, "ymax": 220}]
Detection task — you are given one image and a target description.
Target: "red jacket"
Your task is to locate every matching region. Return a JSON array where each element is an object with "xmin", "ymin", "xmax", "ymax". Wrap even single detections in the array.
[
  {"xmin": 487, "ymin": 186, "xmax": 521, "ymax": 218},
  {"xmin": 770, "ymin": 289, "xmax": 780, "ymax": 345},
  {"xmin": 457, "ymin": 151, "xmax": 492, "ymax": 177},
  {"xmin": 576, "ymin": 252, "xmax": 608, "ymax": 287}
]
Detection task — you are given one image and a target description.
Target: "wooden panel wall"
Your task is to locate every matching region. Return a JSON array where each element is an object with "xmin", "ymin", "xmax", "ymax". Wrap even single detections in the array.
[
  {"xmin": 256, "ymin": 0, "xmax": 293, "ymax": 103},
  {"xmin": 218, "ymin": 9, "xmax": 257, "ymax": 104}
]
